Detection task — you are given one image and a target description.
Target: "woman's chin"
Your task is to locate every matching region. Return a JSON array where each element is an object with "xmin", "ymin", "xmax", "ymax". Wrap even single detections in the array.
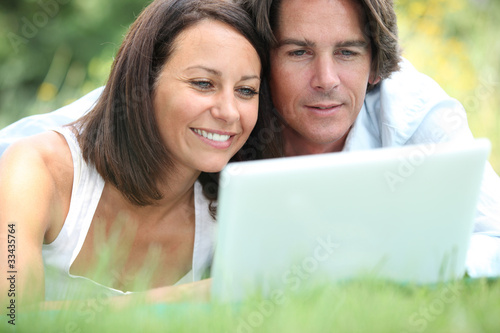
[{"xmin": 199, "ymin": 162, "xmax": 229, "ymax": 174}]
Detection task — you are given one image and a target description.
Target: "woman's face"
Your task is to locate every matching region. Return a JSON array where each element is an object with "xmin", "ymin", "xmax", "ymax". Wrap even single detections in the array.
[{"xmin": 153, "ymin": 19, "xmax": 261, "ymax": 174}]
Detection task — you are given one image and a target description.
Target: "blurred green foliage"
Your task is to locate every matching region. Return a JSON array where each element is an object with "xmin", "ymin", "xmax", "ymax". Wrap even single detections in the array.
[
  {"xmin": 1, "ymin": 0, "xmax": 499, "ymax": 170},
  {"xmin": 396, "ymin": 0, "xmax": 500, "ymax": 171},
  {"xmin": 0, "ymin": 0, "xmax": 147, "ymax": 126}
]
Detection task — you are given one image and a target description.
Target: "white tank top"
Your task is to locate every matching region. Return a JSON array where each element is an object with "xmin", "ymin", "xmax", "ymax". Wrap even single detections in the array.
[{"xmin": 42, "ymin": 127, "xmax": 216, "ymax": 301}]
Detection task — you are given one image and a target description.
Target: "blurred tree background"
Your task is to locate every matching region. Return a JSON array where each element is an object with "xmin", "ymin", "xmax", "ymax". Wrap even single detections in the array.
[
  {"xmin": 396, "ymin": 0, "xmax": 500, "ymax": 171},
  {"xmin": 1, "ymin": 0, "xmax": 499, "ymax": 171}
]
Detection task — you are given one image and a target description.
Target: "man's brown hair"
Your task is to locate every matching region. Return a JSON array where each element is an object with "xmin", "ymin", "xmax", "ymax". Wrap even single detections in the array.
[{"xmin": 243, "ymin": 0, "xmax": 402, "ymax": 88}]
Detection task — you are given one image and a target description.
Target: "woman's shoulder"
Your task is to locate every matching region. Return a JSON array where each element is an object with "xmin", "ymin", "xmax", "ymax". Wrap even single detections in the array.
[
  {"xmin": 0, "ymin": 131, "xmax": 74, "ymax": 242},
  {"xmin": 1, "ymin": 131, "xmax": 73, "ymax": 176}
]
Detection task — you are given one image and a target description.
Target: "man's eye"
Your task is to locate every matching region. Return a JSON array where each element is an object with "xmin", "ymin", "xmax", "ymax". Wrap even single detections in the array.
[
  {"xmin": 337, "ymin": 50, "xmax": 357, "ymax": 57},
  {"xmin": 288, "ymin": 50, "xmax": 308, "ymax": 57}
]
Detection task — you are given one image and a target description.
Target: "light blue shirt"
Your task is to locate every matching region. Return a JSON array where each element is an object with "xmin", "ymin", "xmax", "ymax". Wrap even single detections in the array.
[
  {"xmin": 345, "ymin": 58, "xmax": 500, "ymax": 277},
  {"xmin": 1, "ymin": 58, "xmax": 499, "ymax": 277}
]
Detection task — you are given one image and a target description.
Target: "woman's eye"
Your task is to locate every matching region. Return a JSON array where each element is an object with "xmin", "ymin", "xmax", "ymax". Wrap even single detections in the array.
[
  {"xmin": 237, "ymin": 87, "xmax": 259, "ymax": 98},
  {"xmin": 191, "ymin": 80, "xmax": 213, "ymax": 90}
]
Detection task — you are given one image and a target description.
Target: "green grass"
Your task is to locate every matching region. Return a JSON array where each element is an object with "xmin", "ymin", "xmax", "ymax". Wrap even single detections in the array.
[{"xmin": 4, "ymin": 277, "xmax": 500, "ymax": 332}]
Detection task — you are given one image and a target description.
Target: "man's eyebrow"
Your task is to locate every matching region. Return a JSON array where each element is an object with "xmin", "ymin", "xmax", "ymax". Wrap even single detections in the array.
[
  {"xmin": 277, "ymin": 38, "xmax": 316, "ymax": 48},
  {"xmin": 276, "ymin": 39, "xmax": 369, "ymax": 49},
  {"xmin": 336, "ymin": 40, "xmax": 369, "ymax": 48}
]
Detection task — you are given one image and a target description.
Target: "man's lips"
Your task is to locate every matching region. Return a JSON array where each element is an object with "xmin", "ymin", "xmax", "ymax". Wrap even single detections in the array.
[{"xmin": 305, "ymin": 103, "xmax": 343, "ymax": 114}]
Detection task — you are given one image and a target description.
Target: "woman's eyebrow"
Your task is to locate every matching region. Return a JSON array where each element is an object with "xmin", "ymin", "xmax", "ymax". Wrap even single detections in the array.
[
  {"xmin": 241, "ymin": 75, "xmax": 261, "ymax": 81},
  {"xmin": 185, "ymin": 66, "xmax": 222, "ymax": 76},
  {"xmin": 186, "ymin": 66, "xmax": 260, "ymax": 82}
]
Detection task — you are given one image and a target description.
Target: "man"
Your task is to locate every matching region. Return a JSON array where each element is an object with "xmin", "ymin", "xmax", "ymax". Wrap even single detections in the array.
[
  {"xmin": 1, "ymin": 0, "xmax": 499, "ymax": 276},
  {"xmin": 249, "ymin": 0, "xmax": 500, "ymax": 277}
]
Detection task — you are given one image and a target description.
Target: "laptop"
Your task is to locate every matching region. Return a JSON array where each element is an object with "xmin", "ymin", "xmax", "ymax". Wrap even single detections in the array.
[{"xmin": 211, "ymin": 139, "xmax": 491, "ymax": 302}]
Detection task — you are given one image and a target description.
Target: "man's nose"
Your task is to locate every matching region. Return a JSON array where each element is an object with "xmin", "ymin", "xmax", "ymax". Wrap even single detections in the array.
[
  {"xmin": 310, "ymin": 55, "xmax": 340, "ymax": 92},
  {"xmin": 210, "ymin": 90, "xmax": 240, "ymax": 123}
]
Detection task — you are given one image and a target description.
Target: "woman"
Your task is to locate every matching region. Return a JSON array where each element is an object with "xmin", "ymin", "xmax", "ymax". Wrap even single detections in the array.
[{"xmin": 0, "ymin": 0, "xmax": 269, "ymax": 307}]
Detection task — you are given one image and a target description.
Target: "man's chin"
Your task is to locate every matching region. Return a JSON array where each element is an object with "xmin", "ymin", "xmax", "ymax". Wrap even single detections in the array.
[{"xmin": 283, "ymin": 128, "xmax": 350, "ymax": 155}]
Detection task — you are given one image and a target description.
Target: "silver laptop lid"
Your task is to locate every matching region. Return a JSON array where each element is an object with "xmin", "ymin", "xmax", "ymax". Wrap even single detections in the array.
[{"xmin": 211, "ymin": 139, "xmax": 490, "ymax": 301}]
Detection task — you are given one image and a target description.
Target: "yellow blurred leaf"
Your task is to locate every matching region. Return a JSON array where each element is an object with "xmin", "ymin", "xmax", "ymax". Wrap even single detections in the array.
[{"xmin": 37, "ymin": 82, "xmax": 58, "ymax": 102}]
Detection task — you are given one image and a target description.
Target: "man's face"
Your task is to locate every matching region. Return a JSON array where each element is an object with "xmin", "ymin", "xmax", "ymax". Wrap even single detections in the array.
[{"xmin": 270, "ymin": 0, "xmax": 379, "ymax": 155}]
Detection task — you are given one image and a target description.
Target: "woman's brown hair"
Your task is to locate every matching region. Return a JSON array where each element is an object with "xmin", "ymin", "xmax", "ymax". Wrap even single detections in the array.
[{"xmin": 74, "ymin": 0, "xmax": 271, "ymax": 206}]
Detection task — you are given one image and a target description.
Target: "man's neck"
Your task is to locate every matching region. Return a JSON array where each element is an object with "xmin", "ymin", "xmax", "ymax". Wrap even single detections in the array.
[{"xmin": 283, "ymin": 127, "xmax": 348, "ymax": 157}]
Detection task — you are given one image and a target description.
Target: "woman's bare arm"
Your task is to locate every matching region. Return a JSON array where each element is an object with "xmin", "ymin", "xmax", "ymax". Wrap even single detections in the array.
[
  {"xmin": 0, "ymin": 134, "xmax": 212, "ymax": 311},
  {"xmin": 40, "ymin": 278, "xmax": 212, "ymax": 311},
  {"xmin": 0, "ymin": 136, "xmax": 64, "ymax": 309}
]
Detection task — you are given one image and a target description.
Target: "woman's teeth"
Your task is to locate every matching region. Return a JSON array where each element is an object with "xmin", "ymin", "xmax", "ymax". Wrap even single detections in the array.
[{"xmin": 193, "ymin": 129, "xmax": 230, "ymax": 142}]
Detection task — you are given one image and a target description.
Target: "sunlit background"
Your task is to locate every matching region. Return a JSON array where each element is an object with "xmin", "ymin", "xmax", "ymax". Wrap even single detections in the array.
[{"xmin": 1, "ymin": 0, "xmax": 499, "ymax": 171}]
